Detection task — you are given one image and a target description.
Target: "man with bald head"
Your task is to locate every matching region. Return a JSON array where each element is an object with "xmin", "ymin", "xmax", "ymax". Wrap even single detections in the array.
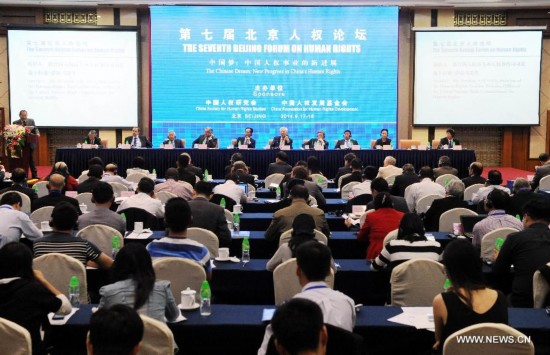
[
  {"xmin": 154, "ymin": 168, "xmax": 193, "ymax": 200},
  {"xmin": 461, "ymin": 162, "xmax": 486, "ymax": 188},
  {"xmin": 31, "ymin": 173, "xmax": 82, "ymax": 213},
  {"xmin": 101, "ymin": 164, "xmax": 134, "ymax": 190}
]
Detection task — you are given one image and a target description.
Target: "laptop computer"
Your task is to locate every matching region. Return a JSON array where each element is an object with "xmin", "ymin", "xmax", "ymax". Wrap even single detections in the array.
[
  {"xmin": 460, "ymin": 215, "xmax": 487, "ymax": 238},
  {"xmin": 237, "ymin": 183, "xmax": 249, "ymax": 195}
]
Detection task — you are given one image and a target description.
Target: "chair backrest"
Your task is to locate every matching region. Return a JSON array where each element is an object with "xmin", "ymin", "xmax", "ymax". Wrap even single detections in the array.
[
  {"xmin": 76, "ymin": 224, "xmax": 123, "ymax": 255},
  {"xmin": 345, "ymin": 194, "xmax": 373, "ymax": 213},
  {"xmin": 77, "ymin": 174, "xmax": 89, "ymax": 183},
  {"xmin": 310, "ymin": 174, "xmax": 328, "ymax": 188},
  {"xmin": 480, "ymin": 227, "xmax": 518, "ymax": 261},
  {"xmin": 75, "ymin": 192, "xmax": 95, "ymax": 212},
  {"xmin": 390, "ymin": 258, "xmax": 445, "ymax": 306},
  {"xmin": 0, "ymin": 191, "xmax": 31, "ymax": 214},
  {"xmin": 210, "ymin": 194, "xmax": 236, "ymax": 212},
  {"xmin": 224, "ymin": 208, "xmax": 233, "ymax": 229},
  {"xmin": 264, "ymin": 173, "xmax": 285, "ymax": 188},
  {"xmin": 341, "ymin": 181, "xmax": 360, "ymax": 199},
  {"xmin": 100, "ymin": 138, "xmax": 108, "ymax": 148},
  {"xmin": 404, "ymin": 185, "xmax": 412, "ymax": 200},
  {"xmin": 308, "ymin": 195, "xmax": 318, "ymax": 207},
  {"xmin": 139, "ymin": 314, "xmax": 175, "ymax": 355},
  {"xmin": 463, "ymin": 183, "xmax": 484, "ymax": 201},
  {"xmin": 383, "ymin": 229, "xmax": 399, "ymax": 246},
  {"xmin": 435, "ymin": 174, "xmax": 460, "ymax": 187},
  {"xmin": 0, "ymin": 317, "xmax": 32, "ymax": 355},
  {"xmin": 247, "ymin": 183, "xmax": 256, "ymax": 192},
  {"xmin": 415, "ymin": 194, "xmax": 444, "ymax": 214},
  {"xmin": 273, "ymin": 258, "xmax": 334, "ymax": 305},
  {"xmin": 186, "ymin": 227, "xmax": 219, "ymax": 258},
  {"xmin": 33, "ymin": 253, "xmax": 88, "ymax": 304},
  {"xmin": 278, "ymin": 229, "xmax": 328, "ymax": 246},
  {"xmin": 359, "ymin": 209, "xmax": 375, "ymax": 226},
  {"xmin": 443, "ymin": 323, "xmax": 534, "ymax": 355},
  {"xmin": 108, "ymin": 182, "xmax": 129, "ymax": 197},
  {"xmin": 125, "ymin": 172, "xmax": 149, "ymax": 184},
  {"xmin": 33, "ymin": 181, "xmax": 49, "ymax": 198},
  {"xmin": 438, "ymin": 208, "xmax": 478, "ymax": 233},
  {"xmin": 152, "ymin": 257, "xmax": 206, "ymax": 299},
  {"xmin": 385, "ymin": 174, "xmax": 401, "ymax": 186},
  {"xmin": 533, "ymin": 262, "xmax": 550, "ymax": 308},
  {"xmin": 399, "ymin": 139, "xmax": 420, "ymax": 149},
  {"xmin": 337, "ymin": 173, "xmax": 351, "ymax": 188},
  {"xmin": 30, "ymin": 206, "xmax": 55, "ymax": 224},
  {"xmin": 156, "ymin": 191, "xmax": 177, "ymax": 205},
  {"xmin": 371, "ymin": 139, "xmax": 377, "ymax": 149},
  {"xmin": 539, "ymin": 175, "xmax": 550, "ymax": 190},
  {"xmin": 118, "ymin": 207, "xmax": 162, "ymax": 231},
  {"xmin": 432, "ymin": 139, "xmax": 440, "ymax": 149}
]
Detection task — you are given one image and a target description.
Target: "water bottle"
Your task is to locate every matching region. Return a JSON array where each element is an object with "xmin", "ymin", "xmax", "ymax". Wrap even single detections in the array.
[
  {"xmin": 120, "ymin": 212, "xmax": 126, "ymax": 222},
  {"xmin": 200, "ymin": 280, "xmax": 212, "ymax": 316},
  {"xmin": 233, "ymin": 212, "xmax": 240, "ymax": 236},
  {"xmin": 69, "ymin": 276, "xmax": 80, "ymax": 308},
  {"xmin": 204, "ymin": 169, "xmax": 209, "ymax": 182},
  {"xmin": 220, "ymin": 197, "xmax": 226, "ymax": 209},
  {"xmin": 443, "ymin": 278, "xmax": 451, "ymax": 292},
  {"xmin": 495, "ymin": 238, "xmax": 504, "ymax": 252},
  {"xmin": 515, "ymin": 214, "xmax": 521, "ymax": 221},
  {"xmin": 111, "ymin": 235, "xmax": 121, "ymax": 259},
  {"xmin": 152, "ymin": 168, "xmax": 156, "ymax": 175},
  {"xmin": 242, "ymin": 237, "xmax": 250, "ymax": 263},
  {"xmin": 276, "ymin": 186, "xmax": 281, "ymax": 200},
  {"xmin": 427, "ymin": 141, "xmax": 431, "ymax": 150},
  {"xmin": 33, "ymin": 184, "xmax": 39, "ymax": 192},
  {"xmin": 317, "ymin": 176, "xmax": 323, "ymax": 185}
]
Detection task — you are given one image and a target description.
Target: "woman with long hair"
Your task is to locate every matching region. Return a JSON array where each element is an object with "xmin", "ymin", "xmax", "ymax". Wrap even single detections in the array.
[
  {"xmin": 432, "ymin": 239, "xmax": 507, "ymax": 351},
  {"xmin": 99, "ymin": 243, "xmax": 180, "ymax": 322}
]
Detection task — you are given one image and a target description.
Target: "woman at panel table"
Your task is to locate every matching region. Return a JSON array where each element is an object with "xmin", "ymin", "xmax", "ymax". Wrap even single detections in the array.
[
  {"xmin": 305, "ymin": 130, "xmax": 329, "ymax": 150},
  {"xmin": 374, "ymin": 128, "xmax": 392, "ymax": 148}
]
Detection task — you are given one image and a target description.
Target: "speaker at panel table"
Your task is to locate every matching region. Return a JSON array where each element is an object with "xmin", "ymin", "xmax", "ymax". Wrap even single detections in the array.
[{"xmin": 123, "ymin": 127, "xmax": 152, "ymax": 148}]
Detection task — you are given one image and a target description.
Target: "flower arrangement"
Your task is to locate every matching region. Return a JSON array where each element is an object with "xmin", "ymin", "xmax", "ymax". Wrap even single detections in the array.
[{"xmin": 3, "ymin": 124, "xmax": 30, "ymax": 157}]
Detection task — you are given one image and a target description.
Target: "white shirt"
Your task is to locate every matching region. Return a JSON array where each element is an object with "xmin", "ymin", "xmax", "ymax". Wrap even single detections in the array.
[
  {"xmin": 154, "ymin": 179, "xmax": 193, "ymax": 200},
  {"xmin": 101, "ymin": 174, "xmax": 135, "ymax": 190},
  {"xmin": 213, "ymin": 180, "xmax": 247, "ymax": 204},
  {"xmin": 117, "ymin": 192, "xmax": 165, "ymax": 218},
  {"xmin": 471, "ymin": 185, "xmax": 511, "ymax": 204},
  {"xmin": 376, "ymin": 165, "xmax": 403, "ymax": 180},
  {"xmin": 351, "ymin": 180, "xmax": 372, "ymax": 198},
  {"xmin": 0, "ymin": 205, "xmax": 43, "ymax": 249},
  {"xmin": 257, "ymin": 281, "xmax": 356, "ymax": 355},
  {"xmin": 405, "ymin": 178, "xmax": 446, "ymax": 212}
]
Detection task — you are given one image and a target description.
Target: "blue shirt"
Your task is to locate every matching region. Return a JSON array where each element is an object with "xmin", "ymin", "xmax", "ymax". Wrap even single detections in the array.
[{"xmin": 147, "ymin": 236, "xmax": 211, "ymax": 273}]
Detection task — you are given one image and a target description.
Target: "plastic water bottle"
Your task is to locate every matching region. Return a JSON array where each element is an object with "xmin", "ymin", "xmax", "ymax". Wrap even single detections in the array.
[
  {"xmin": 33, "ymin": 184, "xmax": 38, "ymax": 192},
  {"xmin": 152, "ymin": 168, "xmax": 156, "ymax": 175},
  {"xmin": 220, "ymin": 198, "xmax": 226, "ymax": 209},
  {"xmin": 427, "ymin": 141, "xmax": 431, "ymax": 150},
  {"xmin": 69, "ymin": 276, "xmax": 80, "ymax": 308},
  {"xmin": 317, "ymin": 176, "xmax": 323, "ymax": 185},
  {"xmin": 120, "ymin": 212, "xmax": 126, "ymax": 222},
  {"xmin": 111, "ymin": 235, "xmax": 121, "ymax": 258},
  {"xmin": 443, "ymin": 278, "xmax": 451, "ymax": 292},
  {"xmin": 233, "ymin": 212, "xmax": 240, "ymax": 236},
  {"xmin": 515, "ymin": 214, "xmax": 521, "ymax": 221},
  {"xmin": 200, "ymin": 280, "xmax": 212, "ymax": 316},
  {"xmin": 276, "ymin": 186, "xmax": 281, "ymax": 200},
  {"xmin": 242, "ymin": 237, "xmax": 250, "ymax": 264},
  {"xmin": 204, "ymin": 169, "xmax": 209, "ymax": 182},
  {"xmin": 495, "ymin": 238, "xmax": 504, "ymax": 252}
]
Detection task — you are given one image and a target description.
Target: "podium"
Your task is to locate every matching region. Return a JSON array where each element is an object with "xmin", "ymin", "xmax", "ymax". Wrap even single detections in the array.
[{"xmin": 5, "ymin": 133, "xmax": 39, "ymax": 174}]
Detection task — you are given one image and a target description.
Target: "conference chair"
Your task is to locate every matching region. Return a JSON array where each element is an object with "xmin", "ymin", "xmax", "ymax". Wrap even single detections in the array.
[
  {"xmin": 278, "ymin": 229, "xmax": 328, "ymax": 246},
  {"xmin": 480, "ymin": 228, "xmax": 518, "ymax": 261},
  {"xmin": 264, "ymin": 173, "xmax": 285, "ymax": 188},
  {"xmin": 76, "ymin": 224, "xmax": 123, "ymax": 256},
  {"xmin": 310, "ymin": 173, "xmax": 328, "ymax": 188},
  {"xmin": 156, "ymin": 191, "xmax": 177, "ymax": 205},
  {"xmin": 0, "ymin": 317, "xmax": 32, "ymax": 355},
  {"xmin": 273, "ymin": 258, "xmax": 334, "ymax": 305},
  {"xmin": 100, "ymin": 138, "xmax": 108, "ymax": 148},
  {"xmin": 533, "ymin": 262, "xmax": 550, "ymax": 308},
  {"xmin": 247, "ymin": 183, "xmax": 256, "ymax": 192},
  {"xmin": 390, "ymin": 258, "xmax": 445, "ymax": 306},
  {"xmin": 435, "ymin": 174, "xmax": 460, "ymax": 187},
  {"xmin": 186, "ymin": 227, "xmax": 220, "ymax": 258},
  {"xmin": 108, "ymin": 181, "xmax": 129, "ymax": 197},
  {"xmin": 139, "ymin": 315, "xmax": 177, "ymax": 355},
  {"xmin": 385, "ymin": 174, "xmax": 401, "ymax": 186},
  {"xmin": 224, "ymin": 208, "xmax": 234, "ymax": 229},
  {"xmin": 125, "ymin": 172, "xmax": 149, "ymax": 184},
  {"xmin": 0, "ymin": 191, "xmax": 31, "ymax": 214},
  {"xmin": 75, "ymin": 192, "xmax": 96, "ymax": 212},
  {"xmin": 337, "ymin": 173, "xmax": 351, "ymax": 189},
  {"xmin": 210, "ymin": 193, "xmax": 236, "ymax": 212},
  {"xmin": 33, "ymin": 181, "xmax": 49, "ymax": 198},
  {"xmin": 399, "ymin": 139, "xmax": 421, "ymax": 150},
  {"xmin": 538, "ymin": 175, "xmax": 550, "ymax": 190},
  {"xmin": 359, "ymin": 209, "xmax": 375, "ymax": 227},
  {"xmin": 415, "ymin": 194, "xmax": 444, "ymax": 214},
  {"xmin": 308, "ymin": 195, "xmax": 318, "ymax": 207},
  {"xmin": 383, "ymin": 229, "xmax": 399, "ymax": 246},
  {"xmin": 464, "ymin": 183, "xmax": 484, "ymax": 201},
  {"xmin": 443, "ymin": 323, "xmax": 534, "ymax": 355},
  {"xmin": 30, "ymin": 206, "xmax": 54, "ymax": 224},
  {"xmin": 438, "ymin": 208, "xmax": 478, "ymax": 233},
  {"xmin": 33, "ymin": 253, "xmax": 88, "ymax": 305},
  {"xmin": 153, "ymin": 257, "xmax": 206, "ymax": 301},
  {"xmin": 370, "ymin": 139, "xmax": 377, "ymax": 149},
  {"xmin": 341, "ymin": 181, "xmax": 360, "ymax": 199},
  {"xmin": 77, "ymin": 174, "xmax": 89, "ymax": 183},
  {"xmin": 345, "ymin": 194, "xmax": 373, "ymax": 213},
  {"xmin": 118, "ymin": 207, "xmax": 163, "ymax": 231},
  {"xmin": 431, "ymin": 139, "xmax": 440, "ymax": 149}
]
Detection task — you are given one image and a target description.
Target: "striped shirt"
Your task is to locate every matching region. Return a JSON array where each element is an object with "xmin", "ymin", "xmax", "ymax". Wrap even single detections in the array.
[
  {"xmin": 146, "ymin": 237, "xmax": 211, "ymax": 273},
  {"xmin": 372, "ymin": 239, "xmax": 442, "ymax": 271},
  {"xmin": 33, "ymin": 232, "xmax": 101, "ymax": 265}
]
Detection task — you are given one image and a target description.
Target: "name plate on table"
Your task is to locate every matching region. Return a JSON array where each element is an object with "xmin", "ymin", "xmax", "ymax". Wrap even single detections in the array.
[
  {"xmin": 281, "ymin": 145, "xmax": 291, "ymax": 151},
  {"xmin": 65, "ymin": 191, "xmax": 78, "ymax": 198},
  {"xmin": 382, "ymin": 145, "xmax": 392, "ymax": 150},
  {"xmin": 238, "ymin": 145, "xmax": 248, "ymax": 150},
  {"xmin": 351, "ymin": 145, "xmax": 361, "ymax": 150},
  {"xmin": 314, "ymin": 145, "xmax": 324, "ymax": 151},
  {"xmin": 418, "ymin": 144, "xmax": 427, "ymax": 150},
  {"xmin": 452, "ymin": 145, "xmax": 462, "ymax": 150},
  {"xmin": 81, "ymin": 144, "xmax": 93, "ymax": 149},
  {"xmin": 163, "ymin": 144, "xmax": 174, "ymax": 149},
  {"xmin": 120, "ymin": 144, "xmax": 131, "ymax": 149},
  {"xmin": 196, "ymin": 144, "xmax": 208, "ymax": 150}
]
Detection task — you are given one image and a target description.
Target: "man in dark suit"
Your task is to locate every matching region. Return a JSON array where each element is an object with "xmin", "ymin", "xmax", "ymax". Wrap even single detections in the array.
[
  {"xmin": 0, "ymin": 168, "xmax": 37, "ymax": 201},
  {"xmin": 340, "ymin": 158, "xmax": 363, "ymax": 188},
  {"xmin": 162, "ymin": 130, "xmax": 184, "ymax": 148},
  {"xmin": 83, "ymin": 130, "xmax": 102, "ymax": 146},
  {"xmin": 234, "ymin": 127, "xmax": 256, "ymax": 149},
  {"xmin": 12, "ymin": 109, "xmax": 39, "ymax": 178},
  {"xmin": 423, "ymin": 180, "xmax": 468, "ymax": 231},
  {"xmin": 461, "ymin": 162, "xmax": 486, "ymax": 188},
  {"xmin": 124, "ymin": 127, "xmax": 152, "ymax": 148},
  {"xmin": 334, "ymin": 153, "xmax": 356, "ymax": 184},
  {"xmin": 366, "ymin": 178, "xmax": 409, "ymax": 213},
  {"xmin": 531, "ymin": 153, "xmax": 550, "ymax": 190},
  {"xmin": 192, "ymin": 127, "xmax": 218, "ymax": 148},
  {"xmin": 270, "ymin": 127, "xmax": 293, "ymax": 149},
  {"xmin": 508, "ymin": 178, "xmax": 544, "ymax": 217},
  {"xmin": 433, "ymin": 156, "xmax": 459, "ymax": 178},
  {"xmin": 335, "ymin": 130, "xmax": 358, "ymax": 149},
  {"xmin": 305, "ymin": 130, "xmax": 329, "ymax": 150},
  {"xmin": 77, "ymin": 164, "xmax": 103, "ymax": 194},
  {"xmin": 438, "ymin": 128, "xmax": 460, "ymax": 148},
  {"xmin": 267, "ymin": 151, "xmax": 292, "ymax": 176},
  {"xmin": 282, "ymin": 167, "xmax": 326, "ymax": 207},
  {"xmin": 390, "ymin": 164, "xmax": 419, "ymax": 197},
  {"xmin": 188, "ymin": 181, "xmax": 231, "ymax": 247},
  {"xmin": 176, "ymin": 153, "xmax": 202, "ymax": 186},
  {"xmin": 31, "ymin": 174, "xmax": 82, "ymax": 214}
]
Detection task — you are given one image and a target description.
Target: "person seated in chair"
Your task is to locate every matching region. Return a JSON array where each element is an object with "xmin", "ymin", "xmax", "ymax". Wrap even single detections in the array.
[
  {"xmin": 78, "ymin": 182, "xmax": 126, "ymax": 236},
  {"xmin": 438, "ymin": 128, "xmax": 460, "ymax": 149},
  {"xmin": 423, "ymin": 180, "xmax": 468, "ymax": 231},
  {"xmin": 83, "ymin": 130, "xmax": 102, "ymax": 146},
  {"xmin": 31, "ymin": 174, "xmax": 82, "ymax": 214},
  {"xmin": 118, "ymin": 177, "xmax": 164, "ymax": 218},
  {"xmin": 162, "ymin": 130, "xmax": 184, "ymax": 148},
  {"xmin": 374, "ymin": 128, "xmax": 392, "ymax": 148},
  {"xmin": 234, "ymin": 127, "xmax": 256, "ymax": 149},
  {"xmin": 126, "ymin": 156, "xmax": 150, "ymax": 177},
  {"xmin": 271, "ymin": 127, "xmax": 293, "ymax": 149},
  {"xmin": 433, "ymin": 156, "xmax": 458, "ymax": 178},
  {"xmin": 335, "ymin": 130, "xmax": 358, "ymax": 149},
  {"xmin": 124, "ymin": 127, "xmax": 152, "ymax": 148},
  {"xmin": 101, "ymin": 164, "xmax": 134, "ymax": 191},
  {"xmin": 212, "ymin": 173, "xmax": 247, "ymax": 205},
  {"xmin": 0, "ymin": 192, "xmax": 42, "ymax": 249},
  {"xmin": 192, "ymin": 127, "xmax": 218, "ymax": 148},
  {"xmin": 305, "ymin": 130, "xmax": 329, "ymax": 150},
  {"xmin": 0, "ymin": 168, "xmax": 38, "ymax": 201}
]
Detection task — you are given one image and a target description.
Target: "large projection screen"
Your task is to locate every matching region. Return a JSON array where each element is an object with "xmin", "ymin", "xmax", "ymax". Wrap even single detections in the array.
[
  {"xmin": 414, "ymin": 29, "xmax": 543, "ymax": 126},
  {"xmin": 150, "ymin": 6, "xmax": 399, "ymax": 147},
  {"xmin": 7, "ymin": 27, "xmax": 139, "ymax": 128}
]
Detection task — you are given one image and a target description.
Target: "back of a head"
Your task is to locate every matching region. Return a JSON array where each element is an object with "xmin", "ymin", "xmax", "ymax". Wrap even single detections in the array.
[
  {"xmin": 307, "ymin": 156, "xmax": 320, "ymax": 171},
  {"xmin": 54, "ymin": 161, "xmax": 69, "ymax": 175},
  {"xmin": 446, "ymin": 180, "xmax": 465, "ymax": 199},
  {"xmin": 227, "ymin": 172, "xmax": 239, "ymax": 183},
  {"xmin": 276, "ymin": 151, "xmax": 288, "ymax": 162},
  {"xmin": 132, "ymin": 156, "xmax": 145, "ymax": 169},
  {"xmin": 137, "ymin": 178, "xmax": 155, "ymax": 194},
  {"xmin": 362, "ymin": 166, "xmax": 378, "ymax": 181},
  {"xmin": 373, "ymin": 191, "xmax": 393, "ymax": 209},
  {"xmin": 370, "ymin": 177, "xmax": 389, "ymax": 193},
  {"xmin": 291, "ymin": 214, "xmax": 316, "ymax": 239},
  {"xmin": 232, "ymin": 161, "xmax": 247, "ymax": 172},
  {"xmin": 105, "ymin": 164, "xmax": 118, "ymax": 174},
  {"xmin": 397, "ymin": 213, "xmax": 425, "ymax": 242},
  {"xmin": 165, "ymin": 197, "xmax": 192, "ymax": 232},
  {"xmin": 230, "ymin": 152, "xmax": 243, "ymax": 164},
  {"xmin": 48, "ymin": 173, "xmax": 66, "ymax": 190},
  {"xmin": 164, "ymin": 168, "xmax": 179, "ymax": 181},
  {"xmin": 178, "ymin": 153, "xmax": 190, "ymax": 168},
  {"xmin": 296, "ymin": 240, "xmax": 331, "ymax": 282},
  {"xmin": 292, "ymin": 166, "xmax": 309, "ymax": 180},
  {"xmin": 11, "ymin": 168, "xmax": 27, "ymax": 183},
  {"xmin": 194, "ymin": 181, "xmax": 213, "ymax": 196},
  {"xmin": 294, "ymin": 160, "xmax": 308, "ymax": 168},
  {"xmin": 344, "ymin": 153, "xmax": 356, "ymax": 163},
  {"xmin": 0, "ymin": 242, "xmax": 33, "ymax": 280},
  {"xmin": 0, "ymin": 191, "xmax": 22, "ymax": 207},
  {"xmin": 92, "ymin": 182, "xmax": 114, "ymax": 204},
  {"xmin": 350, "ymin": 158, "xmax": 362, "ymax": 170},
  {"xmin": 523, "ymin": 199, "xmax": 550, "ymax": 223},
  {"xmin": 539, "ymin": 152, "xmax": 549, "ymax": 162},
  {"xmin": 290, "ymin": 185, "xmax": 309, "ymax": 201},
  {"xmin": 438, "ymin": 156, "xmax": 451, "ymax": 167},
  {"xmin": 513, "ymin": 178, "xmax": 530, "ymax": 193},
  {"xmin": 486, "ymin": 170, "xmax": 503, "ymax": 186},
  {"xmin": 51, "ymin": 202, "xmax": 79, "ymax": 230},
  {"xmin": 486, "ymin": 189, "xmax": 510, "ymax": 210},
  {"xmin": 384, "ymin": 156, "xmax": 396, "ymax": 166},
  {"xmin": 88, "ymin": 164, "xmax": 104, "ymax": 179},
  {"xmin": 88, "ymin": 156, "xmax": 104, "ymax": 168},
  {"xmin": 470, "ymin": 162, "xmax": 483, "ymax": 176},
  {"xmin": 88, "ymin": 304, "xmax": 144, "ymax": 355},
  {"xmin": 271, "ymin": 298, "xmax": 324, "ymax": 355},
  {"xmin": 402, "ymin": 164, "xmax": 415, "ymax": 173},
  {"xmin": 419, "ymin": 166, "xmax": 434, "ymax": 180},
  {"xmin": 443, "ymin": 239, "xmax": 484, "ymax": 290}
]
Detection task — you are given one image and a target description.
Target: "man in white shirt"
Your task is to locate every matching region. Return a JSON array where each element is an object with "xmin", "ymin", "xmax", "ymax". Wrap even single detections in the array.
[
  {"xmin": 154, "ymin": 168, "xmax": 193, "ymax": 200},
  {"xmin": 351, "ymin": 165, "xmax": 378, "ymax": 198},
  {"xmin": 212, "ymin": 173, "xmax": 247, "ymax": 205},
  {"xmin": 376, "ymin": 156, "xmax": 402, "ymax": 180},
  {"xmin": 101, "ymin": 164, "xmax": 134, "ymax": 190},
  {"xmin": 118, "ymin": 177, "xmax": 164, "ymax": 218},
  {"xmin": 472, "ymin": 169, "xmax": 511, "ymax": 205},
  {"xmin": 0, "ymin": 192, "xmax": 43, "ymax": 249},
  {"xmin": 258, "ymin": 241, "xmax": 355, "ymax": 354},
  {"xmin": 405, "ymin": 166, "xmax": 445, "ymax": 212}
]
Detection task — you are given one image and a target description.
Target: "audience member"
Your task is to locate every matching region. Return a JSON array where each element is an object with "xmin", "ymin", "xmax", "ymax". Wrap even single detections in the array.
[
  {"xmin": 493, "ymin": 199, "xmax": 550, "ymax": 307},
  {"xmin": 118, "ymin": 177, "xmax": 164, "ymax": 218},
  {"xmin": 471, "ymin": 169, "xmax": 510, "ymax": 205},
  {"xmin": 507, "ymin": 177, "xmax": 542, "ymax": 217},
  {"xmin": 340, "ymin": 158, "xmax": 363, "ymax": 188},
  {"xmin": 224, "ymin": 152, "xmax": 244, "ymax": 177},
  {"xmin": 87, "ymin": 304, "xmax": 143, "ymax": 355},
  {"xmin": 101, "ymin": 164, "xmax": 134, "ymax": 190},
  {"xmin": 366, "ymin": 178, "xmax": 409, "ymax": 213},
  {"xmin": 44, "ymin": 161, "xmax": 78, "ymax": 191},
  {"xmin": 77, "ymin": 164, "xmax": 104, "ymax": 194},
  {"xmin": 531, "ymin": 152, "xmax": 550, "ymax": 190},
  {"xmin": 351, "ymin": 165, "xmax": 378, "ymax": 198},
  {"xmin": 154, "ymin": 168, "xmax": 193, "ymax": 200},
  {"xmin": 213, "ymin": 172, "xmax": 247, "ymax": 204},
  {"xmin": 390, "ymin": 164, "xmax": 419, "ymax": 197},
  {"xmin": 461, "ymin": 162, "xmax": 486, "ymax": 188},
  {"xmin": 373, "ymin": 213, "xmax": 442, "ymax": 271},
  {"xmin": 79, "ymin": 156, "xmax": 104, "ymax": 178},
  {"xmin": 433, "ymin": 156, "xmax": 458, "ymax": 178},
  {"xmin": 176, "ymin": 153, "xmax": 200, "ymax": 186},
  {"xmin": 0, "ymin": 242, "xmax": 72, "ymax": 354},
  {"xmin": 77, "ymin": 182, "xmax": 126, "ymax": 235},
  {"xmin": 307, "ymin": 156, "xmax": 323, "ymax": 175},
  {"xmin": 31, "ymin": 174, "xmax": 82, "ymax": 213},
  {"xmin": 126, "ymin": 156, "xmax": 150, "ymax": 176},
  {"xmin": 405, "ymin": 166, "xmax": 445, "ymax": 212},
  {"xmin": 283, "ymin": 166, "xmax": 325, "ymax": 207},
  {"xmin": 180, "ymin": 152, "xmax": 204, "ymax": 179},
  {"xmin": 188, "ymin": 181, "xmax": 231, "ymax": 248},
  {"xmin": 376, "ymin": 156, "xmax": 402, "ymax": 180},
  {"xmin": 0, "ymin": 192, "xmax": 42, "ymax": 249},
  {"xmin": 423, "ymin": 180, "xmax": 468, "ymax": 231},
  {"xmin": 0, "ymin": 168, "xmax": 38, "ymax": 201},
  {"xmin": 146, "ymin": 198, "xmax": 211, "ymax": 278},
  {"xmin": 33, "ymin": 202, "xmax": 113, "ymax": 269},
  {"xmin": 231, "ymin": 161, "xmax": 255, "ymax": 186},
  {"xmin": 267, "ymin": 151, "xmax": 293, "ymax": 176},
  {"xmin": 99, "ymin": 243, "xmax": 181, "ymax": 322},
  {"xmin": 333, "ymin": 152, "xmax": 356, "ymax": 183}
]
